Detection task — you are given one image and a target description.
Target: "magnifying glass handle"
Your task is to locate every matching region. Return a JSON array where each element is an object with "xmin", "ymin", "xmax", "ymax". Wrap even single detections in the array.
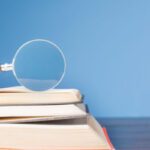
[{"xmin": 0, "ymin": 64, "xmax": 13, "ymax": 71}]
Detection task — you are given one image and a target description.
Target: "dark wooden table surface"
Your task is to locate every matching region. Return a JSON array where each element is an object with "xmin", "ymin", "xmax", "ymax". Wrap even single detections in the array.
[{"xmin": 97, "ymin": 118, "xmax": 150, "ymax": 150}]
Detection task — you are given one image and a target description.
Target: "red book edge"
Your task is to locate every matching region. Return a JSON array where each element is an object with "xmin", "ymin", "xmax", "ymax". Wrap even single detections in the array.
[{"xmin": 102, "ymin": 127, "xmax": 115, "ymax": 150}]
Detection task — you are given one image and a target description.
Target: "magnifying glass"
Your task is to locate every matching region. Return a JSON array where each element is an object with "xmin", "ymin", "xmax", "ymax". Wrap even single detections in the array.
[{"xmin": 0, "ymin": 39, "xmax": 66, "ymax": 91}]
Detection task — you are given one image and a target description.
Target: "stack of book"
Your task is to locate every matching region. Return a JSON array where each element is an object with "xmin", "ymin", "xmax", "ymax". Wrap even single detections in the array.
[{"xmin": 0, "ymin": 86, "xmax": 114, "ymax": 150}]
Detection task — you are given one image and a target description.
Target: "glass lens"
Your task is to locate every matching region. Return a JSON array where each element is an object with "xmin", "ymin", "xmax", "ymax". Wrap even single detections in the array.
[{"xmin": 12, "ymin": 39, "xmax": 66, "ymax": 91}]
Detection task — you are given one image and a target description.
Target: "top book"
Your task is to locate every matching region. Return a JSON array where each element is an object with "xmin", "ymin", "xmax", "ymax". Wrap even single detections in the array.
[{"xmin": 0, "ymin": 86, "xmax": 82, "ymax": 105}]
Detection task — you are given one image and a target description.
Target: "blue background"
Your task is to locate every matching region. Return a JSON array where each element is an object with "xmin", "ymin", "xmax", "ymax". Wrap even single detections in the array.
[{"xmin": 0, "ymin": 0, "xmax": 150, "ymax": 117}]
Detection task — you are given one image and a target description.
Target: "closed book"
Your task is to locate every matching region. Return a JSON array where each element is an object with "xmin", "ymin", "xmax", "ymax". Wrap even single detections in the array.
[
  {"xmin": 0, "ymin": 115, "xmax": 114, "ymax": 150},
  {"xmin": 0, "ymin": 86, "xmax": 82, "ymax": 105},
  {"xmin": 0, "ymin": 104, "xmax": 86, "ymax": 123}
]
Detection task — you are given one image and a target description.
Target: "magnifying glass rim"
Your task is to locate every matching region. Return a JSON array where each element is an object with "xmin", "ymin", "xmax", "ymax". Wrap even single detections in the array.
[{"xmin": 12, "ymin": 39, "xmax": 67, "ymax": 91}]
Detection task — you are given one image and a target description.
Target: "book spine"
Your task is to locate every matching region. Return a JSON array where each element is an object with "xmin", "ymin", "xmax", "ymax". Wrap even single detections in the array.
[{"xmin": 102, "ymin": 128, "xmax": 115, "ymax": 150}]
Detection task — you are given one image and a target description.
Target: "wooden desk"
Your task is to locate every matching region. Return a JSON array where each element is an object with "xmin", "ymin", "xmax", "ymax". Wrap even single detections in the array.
[{"xmin": 98, "ymin": 118, "xmax": 150, "ymax": 150}]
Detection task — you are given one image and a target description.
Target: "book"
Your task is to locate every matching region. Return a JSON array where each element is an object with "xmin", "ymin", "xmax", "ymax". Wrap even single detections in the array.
[
  {"xmin": 0, "ymin": 86, "xmax": 82, "ymax": 105},
  {"xmin": 0, "ymin": 104, "xmax": 86, "ymax": 123},
  {"xmin": 0, "ymin": 115, "xmax": 114, "ymax": 150},
  {"xmin": 0, "ymin": 86, "xmax": 115, "ymax": 149}
]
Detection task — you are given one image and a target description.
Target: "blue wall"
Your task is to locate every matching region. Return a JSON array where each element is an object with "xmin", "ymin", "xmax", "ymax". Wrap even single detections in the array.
[{"xmin": 0, "ymin": 0, "xmax": 150, "ymax": 117}]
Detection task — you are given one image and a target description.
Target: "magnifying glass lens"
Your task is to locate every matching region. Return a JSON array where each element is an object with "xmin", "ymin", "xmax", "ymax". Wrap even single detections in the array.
[{"xmin": 12, "ymin": 39, "xmax": 66, "ymax": 91}]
